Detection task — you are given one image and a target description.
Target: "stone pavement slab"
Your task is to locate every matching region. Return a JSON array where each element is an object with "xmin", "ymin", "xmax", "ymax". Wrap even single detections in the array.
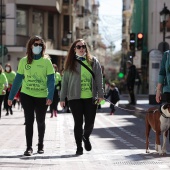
[{"xmin": 0, "ymin": 99, "xmax": 170, "ymax": 170}]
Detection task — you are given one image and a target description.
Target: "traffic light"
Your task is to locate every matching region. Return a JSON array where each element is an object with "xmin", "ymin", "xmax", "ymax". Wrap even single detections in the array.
[
  {"xmin": 137, "ymin": 33, "xmax": 143, "ymax": 50},
  {"xmin": 129, "ymin": 33, "xmax": 136, "ymax": 51},
  {"xmin": 118, "ymin": 72, "xmax": 124, "ymax": 79}
]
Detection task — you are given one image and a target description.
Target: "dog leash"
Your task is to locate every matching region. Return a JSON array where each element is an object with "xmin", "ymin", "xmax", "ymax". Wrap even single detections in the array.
[{"xmin": 104, "ymin": 98, "xmax": 147, "ymax": 113}]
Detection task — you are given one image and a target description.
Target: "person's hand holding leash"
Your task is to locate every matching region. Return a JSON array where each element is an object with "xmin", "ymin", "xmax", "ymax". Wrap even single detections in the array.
[
  {"xmin": 94, "ymin": 98, "xmax": 104, "ymax": 105},
  {"xmin": 98, "ymin": 98, "xmax": 104, "ymax": 104}
]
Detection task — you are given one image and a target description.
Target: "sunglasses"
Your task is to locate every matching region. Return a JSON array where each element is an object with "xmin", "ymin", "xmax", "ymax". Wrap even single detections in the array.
[
  {"xmin": 33, "ymin": 43, "xmax": 43, "ymax": 47},
  {"xmin": 75, "ymin": 45, "xmax": 86, "ymax": 49}
]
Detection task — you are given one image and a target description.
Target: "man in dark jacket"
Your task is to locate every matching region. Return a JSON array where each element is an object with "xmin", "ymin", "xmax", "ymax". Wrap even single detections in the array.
[{"xmin": 126, "ymin": 60, "xmax": 136, "ymax": 105}]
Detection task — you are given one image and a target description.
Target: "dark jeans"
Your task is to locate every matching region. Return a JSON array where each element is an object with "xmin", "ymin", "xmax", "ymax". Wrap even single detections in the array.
[
  {"xmin": 110, "ymin": 105, "xmax": 115, "ymax": 113},
  {"xmin": 20, "ymin": 93, "xmax": 48, "ymax": 148},
  {"xmin": 164, "ymin": 92, "xmax": 170, "ymax": 103},
  {"xmin": 50, "ymin": 88, "xmax": 59, "ymax": 113},
  {"xmin": 127, "ymin": 84, "xmax": 136, "ymax": 104},
  {"xmin": 4, "ymin": 90, "xmax": 12, "ymax": 114},
  {"xmin": 69, "ymin": 98, "xmax": 97, "ymax": 147},
  {"xmin": 0, "ymin": 95, "xmax": 4, "ymax": 118}
]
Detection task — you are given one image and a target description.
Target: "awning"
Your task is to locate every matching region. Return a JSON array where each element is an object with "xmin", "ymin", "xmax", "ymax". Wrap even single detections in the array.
[
  {"xmin": 46, "ymin": 49, "xmax": 67, "ymax": 56},
  {"xmin": 7, "ymin": 46, "xmax": 67, "ymax": 56},
  {"xmin": 7, "ymin": 46, "xmax": 26, "ymax": 52}
]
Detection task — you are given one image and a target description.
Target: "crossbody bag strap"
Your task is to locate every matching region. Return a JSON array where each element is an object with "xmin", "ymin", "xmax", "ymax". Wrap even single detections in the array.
[{"xmin": 75, "ymin": 58, "xmax": 95, "ymax": 80}]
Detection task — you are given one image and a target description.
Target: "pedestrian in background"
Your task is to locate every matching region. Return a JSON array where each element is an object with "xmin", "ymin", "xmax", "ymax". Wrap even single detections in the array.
[
  {"xmin": 8, "ymin": 35, "xmax": 55, "ymax": 156},
  {"xmin": 4, "ymin": 63, "xmax": 16, "ymax": 115},
  {"xmin": 60, "ymin": 38, "xmax": 104, "ymax": 155},
  {"xmin": 60, "ymin": 69, "xmax": 71, "ymax": 113},
  {"xmin": 0, "ymin": 65, "xmax": 8, "ymax": 119},
  {"xmin": 125, "ymin": 60, "xmax": 136, "ymax": 105},
  {"xmin": 50, "ymin": 64, "xmax": 61, "ymax": 118},
  {"xmin": 98, "ymin": 65, "xmax": 106, "ymax": 110},
  {"xmin": 156, "ymin": 50, "xmax": 170, "ymax": 104},
  {"xmin": 105, "ymin": 83, "xmax": 120, "ymax": 115}
]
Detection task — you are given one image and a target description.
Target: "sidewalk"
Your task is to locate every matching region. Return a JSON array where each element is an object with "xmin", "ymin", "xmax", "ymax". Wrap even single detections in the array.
[{"xmin": 0, "ymin": 96, "xmax": 169, "ymax": 170}]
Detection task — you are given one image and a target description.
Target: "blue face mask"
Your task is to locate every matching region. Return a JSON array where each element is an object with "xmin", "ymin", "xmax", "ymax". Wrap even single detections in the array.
[{"xmin": 32, "ymin": 46, "xmax": 42, "ymax": 55}]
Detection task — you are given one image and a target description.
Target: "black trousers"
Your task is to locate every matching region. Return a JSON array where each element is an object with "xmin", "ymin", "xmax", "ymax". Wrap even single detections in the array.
[
  {"xmin": 0, "ymin": 95, "xmax": 4, "ymax": 118},
  {"xmin": 164, "ymin": 92, "xmax": 170, "ymax": 103},
  {"xmin": 50, "ymin": 88, "xmax": 59, "ymax": 113},
  {"xmin": 127, "ymin": 84, "xmax": 136, "ymax": 104},
  {"xmin": 4, "ymin": 90, "xmax": 12, "ymax": 113},
  {"xmin": 69, "ymin": 98, "xmax": 97, "ymax": 147},
  {"xmin": 20, "ymin": 93, "xmax": 48, "ymax": 148}
]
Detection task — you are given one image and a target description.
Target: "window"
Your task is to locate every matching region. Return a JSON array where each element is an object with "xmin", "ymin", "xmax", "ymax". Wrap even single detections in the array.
[
  {"xmin": 16, "ymin": 9, "xmax": 28, "ymax": 35},
  {"xmin": 32, "ymin": 11, "xmax": 43, "ymax": 36},
  {"xmin": 48, "ymin": 13, "xmax": 54, "ymax": 39},
  {"xmin": 63, "ymin": 15, "xmax": 69, "ymax": 35},
  {"xmin": 63, "ymin": 0, "xmax": 69, "ymax": 3}
]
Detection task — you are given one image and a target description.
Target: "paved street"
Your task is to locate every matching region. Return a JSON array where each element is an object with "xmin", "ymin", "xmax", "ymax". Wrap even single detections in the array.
[{"xmin": 0, "ymin": 95, "xmax": 170, "ymax": 170}]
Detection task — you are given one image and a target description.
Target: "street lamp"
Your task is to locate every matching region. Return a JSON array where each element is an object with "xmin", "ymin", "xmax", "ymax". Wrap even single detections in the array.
[{"xmin": 160, "ymin": 3, "xmax": 170, "ymax": 52}]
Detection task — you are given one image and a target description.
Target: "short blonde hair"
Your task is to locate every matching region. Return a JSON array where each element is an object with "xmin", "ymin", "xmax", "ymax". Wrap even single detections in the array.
[{"xmin": 110, "ymin": 83, "xmax": 116, "ymax": 88}]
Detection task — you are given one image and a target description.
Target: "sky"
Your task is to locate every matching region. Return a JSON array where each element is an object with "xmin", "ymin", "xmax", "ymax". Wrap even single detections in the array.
[{"xmin": 98, "ymin": 0, "xmax": 122, "ymax": 53}]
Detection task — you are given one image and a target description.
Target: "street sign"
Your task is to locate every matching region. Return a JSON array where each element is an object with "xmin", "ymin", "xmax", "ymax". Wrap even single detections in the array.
[{"xmin": 0, "ymin": 45, "xmax": 8, "ymax": 57}]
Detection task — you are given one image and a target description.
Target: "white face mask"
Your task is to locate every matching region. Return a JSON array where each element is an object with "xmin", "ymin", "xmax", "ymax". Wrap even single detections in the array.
[
  {"xmin": 5, "ymin": 67, "xmax": 10, "ymax": 72},
  {"xmin": 32, "ymin": 46, "xmax": 42, "ymax": 55},
  {"xmin": 75, "ymin": 52, "xmax": 86, "ymax": 57}
]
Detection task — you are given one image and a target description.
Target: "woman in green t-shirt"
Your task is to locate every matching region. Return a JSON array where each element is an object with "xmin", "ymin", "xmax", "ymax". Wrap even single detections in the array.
[
  {"xmin": 0, "ymin": 65, "xmax": 8, "ymax": 119},
  {"xmin": 8, "ymin": 35, "xmax": 55, "ymax": 156},
  {"xmin": 4, "ymin": 63, "xmax": 16, "ymax": 116}
]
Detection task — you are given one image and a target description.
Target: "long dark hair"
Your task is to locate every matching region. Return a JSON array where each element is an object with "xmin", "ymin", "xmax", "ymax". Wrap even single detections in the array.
[
  {"xmin": 26, "ymin": 35, "xmax": 46, "ymax": 64},
  {"xmin": 64, "ymin": 39, "xmax": 93, "ymax": 72}
]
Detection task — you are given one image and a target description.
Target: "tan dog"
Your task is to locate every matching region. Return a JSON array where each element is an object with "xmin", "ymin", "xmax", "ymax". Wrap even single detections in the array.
[{"xmin": 145, "ymin": 104, "xmax": 170, "ymax": 155}]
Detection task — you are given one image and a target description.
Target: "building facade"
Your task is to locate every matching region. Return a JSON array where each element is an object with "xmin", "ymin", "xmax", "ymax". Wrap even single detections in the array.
[
  {"xmin": 0, "ymin": 0, "xmax": 103, "ymax": 72},
  {"xmin": 148, "ymin": 0, "xmax": 170, "ymax": 52}
]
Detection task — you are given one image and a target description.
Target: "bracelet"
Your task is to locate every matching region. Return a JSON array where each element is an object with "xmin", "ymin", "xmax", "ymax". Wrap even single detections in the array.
[{"xmin": 155, "ymin": 87, "xmax": 162, "ymax": 93}]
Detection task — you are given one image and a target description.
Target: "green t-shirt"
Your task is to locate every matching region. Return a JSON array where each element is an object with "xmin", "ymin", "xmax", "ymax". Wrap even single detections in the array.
[
  {"xmin": 4, "ymin": 71, "xmax": 16, "ymax": 86},
  {"xmin": 80, "ymin": 60, "xmax": 92, "ymax": 98},
  {"xmin": 55, "ymin": 72, "xmax": 61, "ymax": 85},
  {"xmin": 55, "ymin": 72, "xmax": 61, "ymax": 90},
  {"xmin": 0, "ymin": 73, "xmax": 8, "ymax": 95},
  {"xmin": 17, "ymin": 56, "xmax": 54, "ymax": 97}
]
